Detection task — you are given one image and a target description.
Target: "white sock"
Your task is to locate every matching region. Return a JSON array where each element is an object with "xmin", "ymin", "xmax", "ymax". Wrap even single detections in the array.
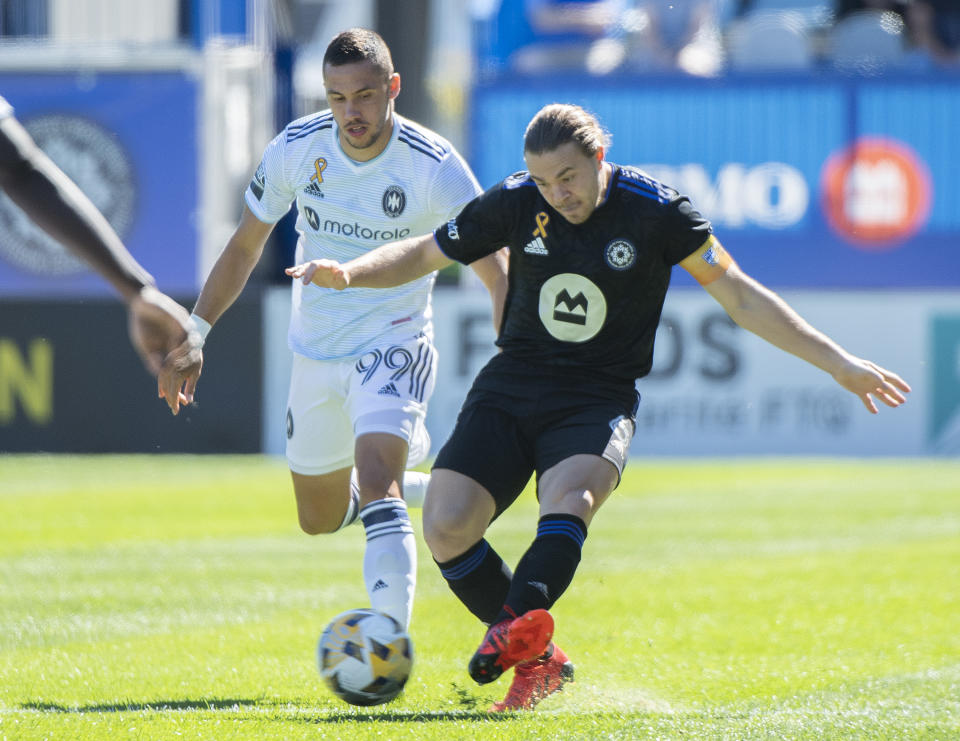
[
  {"xmin": 401, "ymin": 470, "xmax": 430, "ymax": 509},
  {"xmin": 360, "ymin": 498, "xmax": 417, "ymax": 630},
  {"xmin": 349, "ymin": 468, "xmax": 429, "ymax": 511},
  {"xmin": 337, "ymin": 477, "xmax": 361, "ymax": 530}
]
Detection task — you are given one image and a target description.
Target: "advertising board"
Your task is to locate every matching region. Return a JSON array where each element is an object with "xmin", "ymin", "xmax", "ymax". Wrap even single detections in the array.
[
  {"xmin": 0, "ymin": 72, "xmax": 199, "ymax": 296},
  {"xmin": 0, "ymin": 298, "xmax": 261, "ymax": 453},
  {"xmin": 471, "ymin": 76, "xmax": 960, "ymax": 289},
  {"xmin": 429, "ymin": 287, "xmax": 959, "ymax": 457}
]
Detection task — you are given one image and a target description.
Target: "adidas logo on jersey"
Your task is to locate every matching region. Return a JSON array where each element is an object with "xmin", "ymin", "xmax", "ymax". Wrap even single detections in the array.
[
  {"xmin": 303, "ymin": 181, "xmax": 324, "ymax": 199},
  {"xmin": 377, "ymin": 382, "xmax": 401, "ymax": 397},
  {"xmin": 524, "ymin": 236, "xmax": 549, "ymax": 255},
  {"xmin": 372, "ymin": 579, "xmax": 388, "ymax": 592}
]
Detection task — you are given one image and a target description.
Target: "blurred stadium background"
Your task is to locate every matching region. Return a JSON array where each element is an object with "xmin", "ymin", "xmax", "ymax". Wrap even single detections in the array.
[{"xmin": 1, "ymin": 0, "xmax": 958, "ymax": 461}]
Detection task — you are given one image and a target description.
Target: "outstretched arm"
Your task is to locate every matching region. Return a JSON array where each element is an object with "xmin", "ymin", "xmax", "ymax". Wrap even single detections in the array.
[
  {"xmin": 0, "ymin": 113, "xmax": 198, "ymax": 377},
  {"xmin": 158, "ymin": 206, "xmax": 275, "ymax": 415},
  {"xmin": 0, "ymin": 114, "xmax": 154, "ymax": 299},
  {"xmin": 285, "ymin": 233, "xmax": 452, "ymax": 289},
  {"xmin": 681, "ymin": 237, "xmax": 911, "ymax": 414}
]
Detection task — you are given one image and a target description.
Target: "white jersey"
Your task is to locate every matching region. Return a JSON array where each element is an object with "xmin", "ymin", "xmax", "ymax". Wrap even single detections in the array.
[{"xmin": 245, "ymin": 111, "xmax": 482, "ymax": 360}]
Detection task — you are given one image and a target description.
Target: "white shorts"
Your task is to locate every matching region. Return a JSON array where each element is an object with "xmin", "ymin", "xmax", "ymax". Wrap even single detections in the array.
[{"xmin": 285, "ymin": 335, "xmax": 437, "ymax": 476}]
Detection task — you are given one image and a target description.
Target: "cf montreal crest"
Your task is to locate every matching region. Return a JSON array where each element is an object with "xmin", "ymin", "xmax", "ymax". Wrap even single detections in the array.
[
  {"xmin": 382, "ymin": 185, "xmax": 406, "ymax": 218},
  {"xmin": 604, "ymin": 239, "xmax": 636, "ymax": 270}
]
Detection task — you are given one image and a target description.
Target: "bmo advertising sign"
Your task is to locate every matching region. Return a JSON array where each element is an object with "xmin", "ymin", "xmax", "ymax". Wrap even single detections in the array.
[
  {"xmin": 820, "ymin": 137, "xmax": 932, "ymax": 247},
  {"xmin": 472, "ymin": 77, "xmax": 958, "ymax": 288},
  {"xmin": 640, "ymin": 162, "xmax": 810, "ymax": 230},
  {"xmin": 636, "ymin": 133, "xmax": 940, "ymax": 288},
  {"xmin": 642, "ymin": 136, "xmax": 932, "ymax": 246}
]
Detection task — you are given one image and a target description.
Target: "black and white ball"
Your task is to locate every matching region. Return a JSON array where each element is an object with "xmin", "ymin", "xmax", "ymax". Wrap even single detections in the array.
[{"xmin": 317, "ymin": 608, "xmax": 413, "ymax": 706}]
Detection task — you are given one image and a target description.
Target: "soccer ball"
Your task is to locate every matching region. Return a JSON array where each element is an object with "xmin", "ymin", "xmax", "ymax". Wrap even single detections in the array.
[{"xmin": 317, "ymin": 608, "xmax": 413, "ymax": 706}]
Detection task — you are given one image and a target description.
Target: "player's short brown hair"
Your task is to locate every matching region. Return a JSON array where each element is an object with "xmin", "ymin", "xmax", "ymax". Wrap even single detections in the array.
[
  {"xmin": 323, "ymin": 28, "xmax": 394, "ymax": 78},
  {"xmin": 524, "ymin": 104, "xmax": 611, "ymax": 158}
]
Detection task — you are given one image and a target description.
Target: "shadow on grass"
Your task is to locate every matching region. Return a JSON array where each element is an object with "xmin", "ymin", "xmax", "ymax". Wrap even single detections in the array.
[
  {"xmin": 309, "ymin": 710, "xmax": 514, "ymax": 723},
  {"xmin": 21, "ymin": 701, "xmax": 513, "ymax": 722},
  {"xmin": 21, "ymin": 699, "xmax": 262, "ymax": 713}
]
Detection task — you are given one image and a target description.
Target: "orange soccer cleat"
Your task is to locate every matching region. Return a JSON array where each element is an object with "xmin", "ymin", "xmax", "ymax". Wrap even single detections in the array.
[
  {"xmin": 468, "ymin": 608, "xmax": 555, "ymax": 685},
  {"xmin": 491, "ymin": 642, "xmax": 575, "ymax": 712}
]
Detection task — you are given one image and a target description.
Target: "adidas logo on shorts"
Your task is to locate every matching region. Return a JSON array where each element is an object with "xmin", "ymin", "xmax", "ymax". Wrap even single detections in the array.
[
  {"xmin": 377, "ymin": 382, "xmax": 401, "ymax": 397},
  {"xmin": 372, "ymin": 579, "xmax": 388, "ymax": 591}
]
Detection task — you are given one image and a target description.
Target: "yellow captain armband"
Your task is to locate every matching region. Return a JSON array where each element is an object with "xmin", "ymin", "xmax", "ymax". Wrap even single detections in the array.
[{"xmin": 683, "ymin": 235, "xmax": 734, "ymax": 286}]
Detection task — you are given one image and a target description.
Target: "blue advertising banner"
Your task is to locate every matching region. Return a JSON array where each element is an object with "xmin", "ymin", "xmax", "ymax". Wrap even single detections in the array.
[
  {"xmin": 470, "ymin": 74, "xmax": 960, "ymax": 288},
  {"xmin": 0, "ymin": 71, "xmax": 198, "ymax": 296}
]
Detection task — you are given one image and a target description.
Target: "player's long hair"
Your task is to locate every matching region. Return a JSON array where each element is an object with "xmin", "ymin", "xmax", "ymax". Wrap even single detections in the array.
[
  {"xmin": 524, "ymin": 104, "xmax": 611, "ymax": 158},
  {"xmin": 323, "ymin": 28, "xmax": 394, "ymax": 79}
]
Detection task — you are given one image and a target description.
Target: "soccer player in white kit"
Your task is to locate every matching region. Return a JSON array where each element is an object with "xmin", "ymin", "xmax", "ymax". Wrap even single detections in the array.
[{"xmin": 161, "ymin": 29, "xmax": 508, "ymax": 631}]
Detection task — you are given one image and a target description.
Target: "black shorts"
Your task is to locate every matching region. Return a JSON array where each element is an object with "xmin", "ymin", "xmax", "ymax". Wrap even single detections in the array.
[{"xmin": 432, "ymin": 354, "xmax": 639, "ymax": 518}]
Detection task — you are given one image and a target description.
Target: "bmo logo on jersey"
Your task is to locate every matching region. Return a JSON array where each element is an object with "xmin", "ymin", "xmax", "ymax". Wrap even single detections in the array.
[{"xmin": 538, "ymin": 273, "xmax": 607, "ymax": 342}]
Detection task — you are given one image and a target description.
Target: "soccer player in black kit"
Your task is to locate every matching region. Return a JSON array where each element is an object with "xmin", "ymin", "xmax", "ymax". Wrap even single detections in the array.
[{"xmin": 287, "ymin": 103, "xmax": 912, "ymax": 711}]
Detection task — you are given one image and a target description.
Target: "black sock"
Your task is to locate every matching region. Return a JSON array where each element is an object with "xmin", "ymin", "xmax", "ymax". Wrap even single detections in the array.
[
  {"xmin": 494, "ymin": 514, "xmax": 587, "ymax": 624},
  {"xmin": 436, "ymin": 539, "xmax": 513, "ymax": 625}
]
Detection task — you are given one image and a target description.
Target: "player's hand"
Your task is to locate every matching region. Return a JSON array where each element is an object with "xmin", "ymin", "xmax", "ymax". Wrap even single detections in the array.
[
  {"xmin": 285, "ymin": 259, "xmax": 350, "ymax": 290},
  {"xmin": 832, "ymin": 357, "xmax": 911, "ymax": 414},
  {"xmin": 127, "ymin": 286, "xmax": 194, "ymax": 376},
  {"xmin": 157, "ymin": 333, "xmax": 203, "ymax": 416}
]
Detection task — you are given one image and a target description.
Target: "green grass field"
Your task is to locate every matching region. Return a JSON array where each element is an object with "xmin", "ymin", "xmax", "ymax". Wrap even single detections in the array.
[{"xmin": 1, "ymin": 455, "xmax": 958, "ymax": 740}]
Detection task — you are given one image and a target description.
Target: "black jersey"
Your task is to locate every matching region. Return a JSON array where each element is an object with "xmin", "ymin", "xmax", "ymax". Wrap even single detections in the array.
[{"xmin": 434, "ymin": 164, "xmax": 712, "ymax": 383}]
